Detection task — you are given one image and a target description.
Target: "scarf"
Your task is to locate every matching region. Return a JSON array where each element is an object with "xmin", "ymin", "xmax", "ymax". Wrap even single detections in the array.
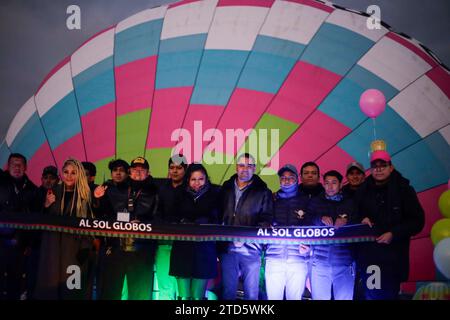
[
  {"xmin": 187, "ymin": 182, "xmax": 210, "ymax": 201},
  {"xmin": 277, "ymin": 183, "xmax": 298, "ymax": 199},
  {"xmin": 325, "ymin": 193, "xmax": 343, "ymax": 202}
]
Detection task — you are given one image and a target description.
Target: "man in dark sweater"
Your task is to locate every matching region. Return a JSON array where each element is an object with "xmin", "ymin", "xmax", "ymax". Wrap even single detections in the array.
[{"xmin": 354, "ymin": 150, "xmax": 424, "ymax": 300}]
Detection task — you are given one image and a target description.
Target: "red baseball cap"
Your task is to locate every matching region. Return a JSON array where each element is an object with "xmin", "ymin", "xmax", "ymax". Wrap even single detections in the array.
[{"xmin": 370, "ymin": 150, "xmax": 391, "ymax": 163}]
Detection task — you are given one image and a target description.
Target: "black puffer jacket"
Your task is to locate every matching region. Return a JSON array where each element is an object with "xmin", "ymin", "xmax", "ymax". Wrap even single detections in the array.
[
  {"xmin": 266, "ymin": 191, "xmax": 311, "ymax": 261},
  {"xmin": 353, "ymin": 170, "xmax": 425, "ymax": 281},
  {"xmin": 271, "ymin": 191, "xmax": 311, "ymax": 227},
  {"xmin": 220, "ymin": 174, "xmax": 273, "ymax": 254},
  {"xmin": 308, "ymin": 193, "xmax": 355, "ymax": 266}
]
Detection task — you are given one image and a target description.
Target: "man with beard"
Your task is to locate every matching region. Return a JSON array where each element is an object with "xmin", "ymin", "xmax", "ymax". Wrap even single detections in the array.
[{"xmin": 219, "ymin": 153, "xmax": 273, "ymax": 300}]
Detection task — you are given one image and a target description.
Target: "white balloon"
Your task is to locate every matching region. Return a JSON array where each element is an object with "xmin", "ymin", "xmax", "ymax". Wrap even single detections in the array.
[{"xmin": 434, "ymin": 238, "xmax": 450, "ymax": 279}]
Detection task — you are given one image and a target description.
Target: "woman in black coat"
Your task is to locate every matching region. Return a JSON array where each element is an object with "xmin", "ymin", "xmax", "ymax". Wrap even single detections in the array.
[
  {"xmin": 169, "ymin": 163, "xmax": 220, "ymax": 300},
  {"xmin": 35, "ymin": 158, "xmax": 95, "ymax": 300}
]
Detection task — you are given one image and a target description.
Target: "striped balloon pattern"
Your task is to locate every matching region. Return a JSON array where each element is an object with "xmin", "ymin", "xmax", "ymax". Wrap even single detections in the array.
[{"xmin": 1, "ymin": 0, "xmax": 449, "ymax": 291}]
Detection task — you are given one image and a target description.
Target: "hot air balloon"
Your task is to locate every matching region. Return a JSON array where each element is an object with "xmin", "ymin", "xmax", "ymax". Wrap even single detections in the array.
[{"xmin": 1, "ymin": 0, "xmax": 449, "ymax": 295}]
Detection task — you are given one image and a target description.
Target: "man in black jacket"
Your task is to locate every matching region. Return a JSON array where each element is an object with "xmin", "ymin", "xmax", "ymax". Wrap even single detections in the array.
[
  {"xmin": 354, "ymin": 150, "xmax": 424, "ymax": 300},
  {"xmin": 219, "ymin": 153, "xmax": 273, "ymax": 300},
  {"xmin": 153, "ymin": 154, "xmax": 188, "ymax": 300},
  {"xmin": 308, "ymin": 170, "xmax": 355, "ymax": 300},
  {"xmin": 0, "ymin": 153, "xmax": 37, "ymax": 300},
  {"xmin": 95, "ymin": 157, "xmax": 159, "ymax": 300}
]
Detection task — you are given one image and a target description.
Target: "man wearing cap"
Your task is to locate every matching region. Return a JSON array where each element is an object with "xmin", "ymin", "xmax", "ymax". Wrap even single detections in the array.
[
  {"xmin": 354, "ymin": 150, "xmax": 424, "ymax": 300},
  {"xmin": 342, "ymin": 162, "xmax": 365, "ymax": 199},
  {"xmin": 219, "ymin": 153, "xmax": 273, "ymax": 300},
  {"xmin": 153, "ymin": 154, "xmax": 188, "ymax": 300},
  {"xmin": 95, "ymin": 157, "xmax": 159, "ymax": 300},
  {"xmin": 265, "ymin": 164, "xmax": 311, "ymax": 300}
]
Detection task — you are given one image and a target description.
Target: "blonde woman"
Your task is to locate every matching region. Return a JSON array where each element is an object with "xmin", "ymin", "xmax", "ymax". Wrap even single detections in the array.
[{"xmin": 35, "ymin": 158, "xmax": 95, "ymax": 300}]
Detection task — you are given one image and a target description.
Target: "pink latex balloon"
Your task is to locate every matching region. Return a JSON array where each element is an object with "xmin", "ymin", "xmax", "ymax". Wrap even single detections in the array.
[{"xmin": 359, "ymin": 89, "xmax": 386, "ymax": 119}]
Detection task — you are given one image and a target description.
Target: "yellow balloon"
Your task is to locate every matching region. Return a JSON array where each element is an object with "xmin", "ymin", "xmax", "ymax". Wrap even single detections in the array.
[
  {"xmin": 438, "ymin": 190, "xmax": 450, "ymax": 218},
  {"xmin": 431, "ymin": 218, "xmax": 450, "ymax": 245}
]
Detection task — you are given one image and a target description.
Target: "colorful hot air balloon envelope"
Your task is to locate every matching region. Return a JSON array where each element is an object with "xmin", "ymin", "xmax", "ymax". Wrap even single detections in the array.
[
  {"xmin": 359, "ymin": 89, "xmax": 386, "ymax": 119},
  {"xmin": 433, "ymin": 238, "xmax": 450, "ymax": 279},
  {"xmin": 0, "ymin": 0, "xmax": 449, "ymax": 294},
  {"xmin": 438, "ymin": 190, "xmax": 450, "ymax": 218}
]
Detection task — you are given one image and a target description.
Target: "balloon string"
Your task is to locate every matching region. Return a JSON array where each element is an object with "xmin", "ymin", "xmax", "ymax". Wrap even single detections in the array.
[{"xmin": 372, "ymin": 118, "xmax": 377, "ymax": 141}]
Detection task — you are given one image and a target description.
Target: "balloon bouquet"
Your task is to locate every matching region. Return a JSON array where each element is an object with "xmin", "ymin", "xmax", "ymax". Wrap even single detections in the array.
[
  {"xmin": 432, "ymin": 186, "xmax": 450, "ymax": 279},
  {"xmin": 413, "ymin": 176, "xmax": 450, "ymax": 300}
]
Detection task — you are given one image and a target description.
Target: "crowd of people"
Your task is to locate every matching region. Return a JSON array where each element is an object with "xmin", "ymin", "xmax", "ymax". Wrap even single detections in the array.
[{"xmin": 0, "ymin": 150, "xmax": 425, "ymax": 300}]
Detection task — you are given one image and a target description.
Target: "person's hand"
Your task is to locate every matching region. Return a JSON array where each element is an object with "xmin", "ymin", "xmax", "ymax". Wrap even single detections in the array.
[
  {"xmin": 45, "ymin": 189, "xmax": 56, "ymax": 208},
  {"xmin": 334, "ymin": 216, "xmax": 348, "ymax": 229},
  {"xmin": 376, "ymin": 232, "xmax": 393, "ymax": 244},
  {"xmin": 361, "ymin": 217, "xmax": 374, "ymax": 228},
  {"xmin": 299, "ymin": 244, "xmax": 310, "ymax": 255},
  {"xmin": 94, "ymin": 185, "xmax": 107, "ymax": 199},
  {"xmin": 233, "ymin": 241, "xmax": 244, "ymax": 248},
  {"xmin": 321, "ymin": 216, "xmax": 333, "ymax": 226}
]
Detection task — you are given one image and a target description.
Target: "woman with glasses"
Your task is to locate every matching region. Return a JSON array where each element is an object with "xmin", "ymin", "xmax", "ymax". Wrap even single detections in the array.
[
  {"xmin": 265, "ymin": 164, "xmax": 312, "ymax": 300},
  {"xmin": 169, "ymin": 163, "xmax": 220, "ymax": 300}
]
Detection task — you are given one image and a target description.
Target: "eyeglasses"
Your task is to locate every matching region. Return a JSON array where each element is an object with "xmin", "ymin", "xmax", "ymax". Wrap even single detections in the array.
[{"xmin": 370, "ymin": 163, "xmax": 390, "ymax": 171}]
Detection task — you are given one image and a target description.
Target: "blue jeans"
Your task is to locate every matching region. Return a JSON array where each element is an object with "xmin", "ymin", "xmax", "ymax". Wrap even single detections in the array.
[
  {"xmin": 311, "ymin": 261, "xmax": 354, "ymax": 300},
  {"xmin": 220, "ymin": 251, "xmax": 261, "ymax": 300},
  {"xmin": 265, "ymin": 258, "xmax": 308, "ymax": 300}
]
